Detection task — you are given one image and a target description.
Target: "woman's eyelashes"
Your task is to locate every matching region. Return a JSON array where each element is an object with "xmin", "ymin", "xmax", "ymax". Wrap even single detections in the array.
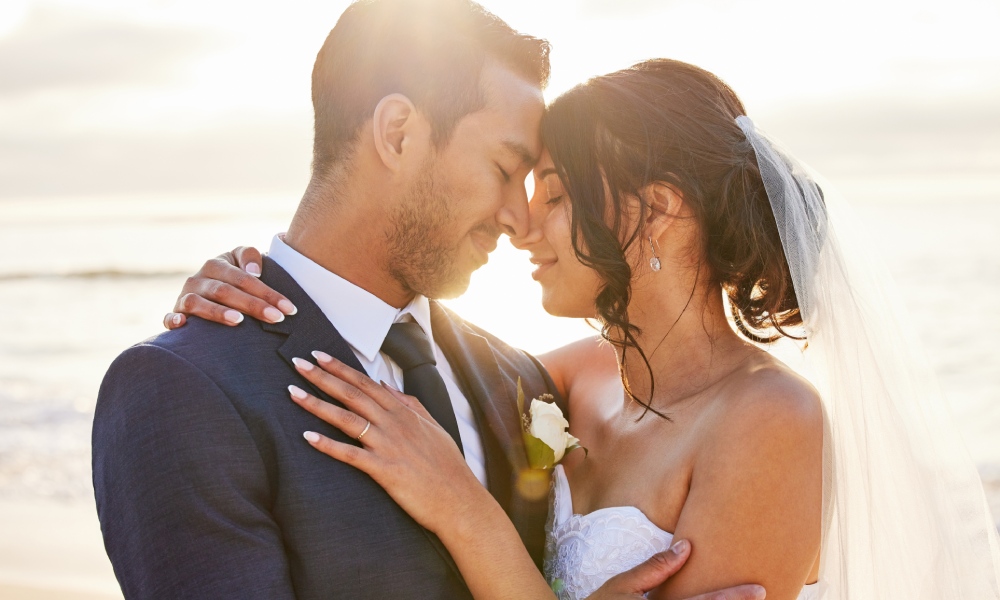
[{"xmin": 546, "ymin": 195, "xmax": 564, "ymax": 205}]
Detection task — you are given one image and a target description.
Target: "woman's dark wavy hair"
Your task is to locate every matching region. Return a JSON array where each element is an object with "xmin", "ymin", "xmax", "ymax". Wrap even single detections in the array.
[{"xmin": 541, "ymin": 58, "xmax": 802, "ymax": 417}]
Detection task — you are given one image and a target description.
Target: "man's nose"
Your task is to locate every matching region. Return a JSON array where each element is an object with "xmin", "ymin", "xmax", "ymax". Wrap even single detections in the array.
[
  {"xmin": 509, "ymin": 192, "xmax": 544, "ymax": 250},
  {"xmin": 495, "ymin": 182, "xmax": 531, "ymax": 240}
]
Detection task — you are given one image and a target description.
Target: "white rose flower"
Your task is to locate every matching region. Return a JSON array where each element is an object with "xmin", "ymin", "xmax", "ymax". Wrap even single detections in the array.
[{"xmin": 528, "ymin": 399, "xmax": 572, "ymax": 463}]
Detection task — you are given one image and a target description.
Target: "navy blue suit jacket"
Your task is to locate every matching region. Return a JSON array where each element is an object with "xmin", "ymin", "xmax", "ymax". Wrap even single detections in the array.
[{"xmin": 93, "ymin": 258, "xmax": 561, "ymax": 599}]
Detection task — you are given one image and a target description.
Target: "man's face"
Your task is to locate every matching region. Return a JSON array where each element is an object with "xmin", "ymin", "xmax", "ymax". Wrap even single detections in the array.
[{"xmin": 386, "ymin": 60, "xmax": 544, "ymax": 299}]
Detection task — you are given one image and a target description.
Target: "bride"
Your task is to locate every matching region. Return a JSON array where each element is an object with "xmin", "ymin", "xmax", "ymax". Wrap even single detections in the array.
[{"xmin": 167, "ymin": 59, "xmax": 1000, "ymax": 599}]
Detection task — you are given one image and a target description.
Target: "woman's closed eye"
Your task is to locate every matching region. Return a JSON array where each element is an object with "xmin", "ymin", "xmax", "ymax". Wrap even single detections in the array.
[{"xmin": 546, "ymin": 195, "xmax": 564, "ymax": 205}]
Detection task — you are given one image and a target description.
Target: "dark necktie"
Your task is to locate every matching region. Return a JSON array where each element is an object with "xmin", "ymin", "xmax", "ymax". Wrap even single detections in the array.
[{"xmin": 381, "ymin": 322, "xmax": 464, "ymax": 454}]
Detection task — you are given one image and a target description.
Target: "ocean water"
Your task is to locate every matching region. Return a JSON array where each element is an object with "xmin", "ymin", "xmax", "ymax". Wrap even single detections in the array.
[{"xmin": 0, "ymin": 190, "xmax": 998, "ymax": 525}]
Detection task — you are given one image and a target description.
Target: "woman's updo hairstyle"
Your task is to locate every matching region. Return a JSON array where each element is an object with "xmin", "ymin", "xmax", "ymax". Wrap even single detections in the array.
[{"xmin": 541, "ymin": 59, "xmax": 801, "ymax": 413}]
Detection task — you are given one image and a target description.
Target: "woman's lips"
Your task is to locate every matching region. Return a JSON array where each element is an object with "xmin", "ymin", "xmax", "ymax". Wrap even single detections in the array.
[{"xmin": 529, "ymin": 256, "xmax": 557, "ymax": 280}]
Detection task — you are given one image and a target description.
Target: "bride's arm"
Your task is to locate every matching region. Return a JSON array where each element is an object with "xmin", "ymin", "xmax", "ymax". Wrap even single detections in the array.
[
  {"xmin": 287, "ymin": 353, "xmax": 765, "ymax": 600},
  {"xmin": 649, "ymin": 371, "xmax": 823, "ymax": 600}
]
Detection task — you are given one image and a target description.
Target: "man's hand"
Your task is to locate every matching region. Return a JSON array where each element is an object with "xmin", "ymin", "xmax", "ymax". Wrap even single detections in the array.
[{"xmin": 585, "ymin": 540, "xmax": 766, "ymax": 600}]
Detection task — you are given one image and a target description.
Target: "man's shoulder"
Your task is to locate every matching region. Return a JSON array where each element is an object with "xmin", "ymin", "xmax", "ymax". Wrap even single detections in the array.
[
  {"xmin": 96, "ymin": 317, "xmax": 289, "ymax": 437},
  {"xmin": 126, "ymin": 316, "xmax": 273, "ymax": 368},
  {"xmin": 433, "ymin": 302, "xmax": 559, "ymax": 400},
  {"xmin": 435, "ymin": 302, "xmax": 536, "ymax": 364},
  {"xmin": 99, "ymin": 316, "xmax": 283, "ymax": 407}
]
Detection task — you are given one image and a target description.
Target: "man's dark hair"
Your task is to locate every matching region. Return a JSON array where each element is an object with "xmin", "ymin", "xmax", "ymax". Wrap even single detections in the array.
[{"xmin": 311, "ymin": 0, "xmax": 551, "ymax": 176}]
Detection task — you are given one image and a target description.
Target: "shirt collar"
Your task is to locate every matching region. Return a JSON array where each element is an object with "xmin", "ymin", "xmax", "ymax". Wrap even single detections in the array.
[
  {"xmin": 397, "ymin": 295, "xmax": 433, "ymax": 346},
  {"xmin": 267, "ymin": 234, "xmax": 434, "ymax": 362}
]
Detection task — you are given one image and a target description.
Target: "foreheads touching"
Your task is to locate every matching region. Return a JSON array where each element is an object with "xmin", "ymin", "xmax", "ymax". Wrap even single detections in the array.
[
  {"xmin": 309, "ymin": 0, "xmax": 550, "ymax": 179},
  {"xmin": 299, "ymin": 0, "xmax": 549, "ymax": 302}
]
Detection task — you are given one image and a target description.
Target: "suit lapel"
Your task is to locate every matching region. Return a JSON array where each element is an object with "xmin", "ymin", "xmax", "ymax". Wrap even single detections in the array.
[
  {"xmin": 430, "ymin": 302, "xmax": 529, "ymax": 475},
  {"xmin": 258, "ymin": 257, "xmax": 366, "ymax": 387},
  {"xmin": 258, "ymin": 258, "xmax": 465, "ymax": 583}
]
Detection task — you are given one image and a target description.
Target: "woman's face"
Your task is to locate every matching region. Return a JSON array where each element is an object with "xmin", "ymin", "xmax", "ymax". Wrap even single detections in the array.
[{"xmin": 512, "ymin": 149, "xmax": 603, "ymax": 318}]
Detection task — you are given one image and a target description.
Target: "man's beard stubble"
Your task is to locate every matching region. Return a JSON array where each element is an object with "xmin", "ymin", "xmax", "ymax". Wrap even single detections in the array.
[{"xmin": 384, "ymin": 169, "xmax": 471, "ymax": 300}]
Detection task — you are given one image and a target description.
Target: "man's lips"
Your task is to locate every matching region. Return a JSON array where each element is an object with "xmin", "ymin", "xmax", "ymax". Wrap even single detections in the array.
[
  {"xmin": 470, "ymin": 233, "xmax": 499, "ymax": 260},
  {"xmin": 529, "ymin": 256, "xmax": 556, "ymax": 280}
]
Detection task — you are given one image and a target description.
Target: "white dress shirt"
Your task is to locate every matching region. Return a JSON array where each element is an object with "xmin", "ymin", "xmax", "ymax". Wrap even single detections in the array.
[{"xmin": 268, "ymin": 235, "xmax": 487, "ymax": 486}]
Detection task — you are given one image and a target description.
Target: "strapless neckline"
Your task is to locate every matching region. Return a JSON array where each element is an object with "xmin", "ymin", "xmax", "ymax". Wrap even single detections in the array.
[{"xmin": 544, "ymin": 465, "xmax": 822, "ymax": 600}]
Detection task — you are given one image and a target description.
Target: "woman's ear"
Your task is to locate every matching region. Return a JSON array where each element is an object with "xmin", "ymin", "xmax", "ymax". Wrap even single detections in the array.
[
  {"xmin": 641, "ymin": 182, "xmax": 685, "ymax": 242},
  {"xmin": 372, "ymin": 94, "xmax": 427, "ymax": 172}
]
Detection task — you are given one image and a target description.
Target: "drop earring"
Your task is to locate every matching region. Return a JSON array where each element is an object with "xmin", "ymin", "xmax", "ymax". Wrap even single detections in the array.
[{"xmin": 648, "ymin": 237, "xmax": 661, "ymax": 272}]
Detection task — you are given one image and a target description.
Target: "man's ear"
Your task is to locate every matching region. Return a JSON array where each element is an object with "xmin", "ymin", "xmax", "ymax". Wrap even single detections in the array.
[
  {"xmin": 642, "ymin": 182, "xmax": 685, "ymax": 243},
  {"xmin": 372, "ymin": 94, "xmax": 426, "ymax": 172}
]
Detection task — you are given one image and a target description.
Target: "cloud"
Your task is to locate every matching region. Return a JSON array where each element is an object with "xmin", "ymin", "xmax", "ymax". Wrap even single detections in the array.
[{"xmin": 0, "ymin": 4, "xmax": 221, "ymax": 94}]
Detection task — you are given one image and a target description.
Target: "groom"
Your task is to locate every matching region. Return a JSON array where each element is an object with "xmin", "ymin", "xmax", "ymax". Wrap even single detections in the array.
[
  {"xmin": 93, "ymin": 2, "xmax": 560, "ymax": 597},
  {"xmin": 94, "ymin": 1, "xmax": 763, "ymax": 598}
]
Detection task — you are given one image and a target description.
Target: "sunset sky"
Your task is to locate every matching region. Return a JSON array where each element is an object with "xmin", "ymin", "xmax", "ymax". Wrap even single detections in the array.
[{"xmin": 1, "ymin": 0, "xmax": 998, "ymax": 200}]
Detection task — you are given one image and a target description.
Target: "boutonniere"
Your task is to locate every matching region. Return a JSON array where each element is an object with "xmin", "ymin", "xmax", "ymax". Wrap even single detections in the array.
[{"xmin": 517, "ymin": 378, "xmax": 586, "ymax": 470}]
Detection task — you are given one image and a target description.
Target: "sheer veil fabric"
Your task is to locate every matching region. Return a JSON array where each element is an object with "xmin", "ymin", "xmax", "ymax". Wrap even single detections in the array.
[{"xmin": 736, "ymin": 116, "xmax": 1000, "ymax": 598}]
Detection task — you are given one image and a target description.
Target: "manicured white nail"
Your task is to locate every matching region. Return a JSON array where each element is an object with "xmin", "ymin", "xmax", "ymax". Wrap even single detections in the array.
[
  {"xmin": 277, "ymin": 299, "xmax": 297, "ymax": 315},
  {"xmin": 751, "ymin": 585, "xmax": 766, "ymax": 599},
  {"xmin": 224, "ymin": 310, "xmax": 244, "ymax": 324},
  {"xmin": 171, "ymin": 314, "xmax": 182, "ymax": 326},
  {"xmin": 288, "ymin": 384, "xmax": 308, "ymax": 400},
  {"xmin": 264, "ymin": 307, "xmax": 285, "ymax": 323},
  {"xmin": 303, "ymin": 431, "xmax": 320, "ymax": 443},
  {"xmin": 668, "ymin": 539, "xmax": 689, "ymax": 556},
  {"xmin": 292, "ymin": 357, "xmax": 313, "ymax": 371},
  {"xmin": 311, "ymin": 350, "xmax": 333, "ymax": 363},
  {"xmin": 245, "ymin": 263, "xmax": 261, "ymax": 277}
]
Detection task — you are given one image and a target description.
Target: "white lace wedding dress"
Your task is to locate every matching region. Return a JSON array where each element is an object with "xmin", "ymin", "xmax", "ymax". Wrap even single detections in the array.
[{"xmin": 544, "ymin": 465, "xmax": 821, "ymax": 600}]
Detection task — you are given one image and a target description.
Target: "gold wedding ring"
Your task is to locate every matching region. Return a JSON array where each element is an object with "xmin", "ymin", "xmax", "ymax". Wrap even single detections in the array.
[{"xmin": 357, "ymin": 420, "xmax": 371, "ymax": 441}]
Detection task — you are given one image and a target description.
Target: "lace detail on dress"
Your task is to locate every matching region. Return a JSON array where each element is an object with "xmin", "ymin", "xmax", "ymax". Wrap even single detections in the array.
[
  {"xmin": 543, "ymin": 465, "xmax": 822, "ymax": 600},
  {"xmin": 544, "ymin": 465, "xmax": 673, "ymax": 600}
]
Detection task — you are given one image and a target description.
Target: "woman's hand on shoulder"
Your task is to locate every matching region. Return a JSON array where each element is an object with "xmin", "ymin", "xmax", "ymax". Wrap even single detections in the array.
[
  {"xmin": 164, "ymin": 246, "xmax": 297, "ymax": 330},
  {"xmin": 650, "ymin": 364, "xmax": 824, "ymax": 600},
  {"xmin": 288, "ymin": 352, "xmax": 491, "ymax": 536}
]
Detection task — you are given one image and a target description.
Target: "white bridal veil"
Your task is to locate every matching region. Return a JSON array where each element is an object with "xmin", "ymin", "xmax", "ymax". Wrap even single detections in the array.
[{"xmin": 736, "ymin": 116, "xmax": 1000, "ymax": 599}]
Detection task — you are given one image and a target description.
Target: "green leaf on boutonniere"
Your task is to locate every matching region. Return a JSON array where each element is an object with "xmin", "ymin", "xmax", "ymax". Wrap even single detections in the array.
[
  {"xmin": 524, "ymin": 430, "xmax": 556, "ymax": 470},
  {"xmin": 517, "ymin": 377, "xmax": 527, "ymax": 432},
  {"xmin": 566, "ymin": 441, "xmax": 588, "ymax": 460}
]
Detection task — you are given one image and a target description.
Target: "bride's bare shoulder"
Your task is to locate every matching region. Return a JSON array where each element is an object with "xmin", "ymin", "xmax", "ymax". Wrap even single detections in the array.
[
  {"xmin": 709, "ymin": 355, "xmax": 824, "ymax": 452},
  {"xmin": 537, "ymin": 336, "xmax": 618, "ymax": 398}
]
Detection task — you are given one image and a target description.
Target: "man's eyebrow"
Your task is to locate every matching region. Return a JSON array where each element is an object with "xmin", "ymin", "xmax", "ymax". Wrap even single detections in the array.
[{"xmin": 502, "ymin": 140, "xmax": 539, "ymax": 167}]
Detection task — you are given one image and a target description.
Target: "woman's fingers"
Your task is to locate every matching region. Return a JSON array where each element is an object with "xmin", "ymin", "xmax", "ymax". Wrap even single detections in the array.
[
  {"xmin": 167, "ymin": 251, "xmax": 297, "ymax": 329},
  {"xmin": 380, "ymin": 382, "xmax": 437, "ymax": 424},
  {"xmin": 163, "ymin": 312, "xmax": 187, "ymax": 330},
  {"xmin": 289, "ymin": 385, "xmax": 375, "ymax": 442},
  {"xmin": 311, "ymin": 353, "xmax": 401, "ymax": 412},
  {"xmin": 198, "ymin": 257, "xmax": 297, "ymax": 318},
  {"xmin": 302, "ymin": 430, "xmax": 379, "ymax": 474},
  {"xmin": 174, "ymin": 293, "xmax": 246, "ymax": 326},
  {"xmin": 231, "ymin": 246, "xmax": 264, "ymax": 277},
  {"xmin": 292, "ymin": 356, "xmax": 385, "ymax": 422}
]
